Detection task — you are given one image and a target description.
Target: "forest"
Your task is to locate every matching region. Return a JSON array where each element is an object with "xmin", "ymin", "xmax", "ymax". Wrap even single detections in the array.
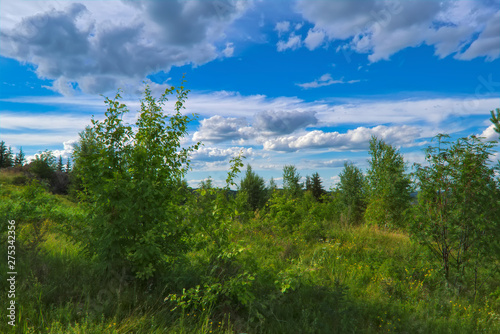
[{"xmin": 1, "ymin": 83, "xmax": 500, "ymax": 333}]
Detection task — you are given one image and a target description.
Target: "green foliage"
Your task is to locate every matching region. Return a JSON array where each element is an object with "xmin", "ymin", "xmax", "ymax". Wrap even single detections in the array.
[
  {"xmin": 336, "ymin": 162, "xmax": 366, "ymax": 224},
  {"xmin": 365, "ymin": 137, "xmax": 412, "ymax": 228},
  {"xmin": 57, "ymin": 155, "xmax": 64, "ymax": 172},
  {"xmin": 72, "ymin": 81, "xmax": 200, "ymax": 279},
  {"xmin": 14, "ymin": 147, "xmax": 26, "ymax": 166},
  {"xmin": 0, "ymin": 141, "xmax": 14, "ymax": 168},
  {"xmin": 410, "ymin": 134, "xmax": 500, "ymax": 290},
  {"xmin": 0, "ymin": 180, "xmax": 74, "ymax": 254},
  {"xmin": 490, "ymin": 108, "xmax": 500, "ymax": 136},
  {"xmin": 239, "ymin": 164, "xmax": 268, "ymax": 211},
  {"xmin": 65, "ymin": 157, "xmax": 71, "ymax": 173},
  {"xmin": 30, "ymin": 150, "xmax": 57, "ymax": 181},
  {"xmin": 282, "ymin": 165, "xmax": 303, "ymax": 199},
  {"xmin": 309, "ymin": 172, "xmax": 326, "ymax": 201}
]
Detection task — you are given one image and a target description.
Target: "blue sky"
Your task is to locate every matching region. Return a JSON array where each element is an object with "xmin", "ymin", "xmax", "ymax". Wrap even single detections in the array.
[{"xmin": 1, "ymin": 0, "xmax": 499, "ymax": 188}]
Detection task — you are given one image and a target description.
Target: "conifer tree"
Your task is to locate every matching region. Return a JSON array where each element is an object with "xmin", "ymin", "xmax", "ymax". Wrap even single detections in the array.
[
  {"xmin": 14, "ymin": 148, "xmax": 26, "ymax": 166},
  {"xmin": 57, "ymin": 155, "xmax": 64, "ymax": 172},
  {"xmin": 0, "ymin": 141, "xmax": 13, "ymax": 168},
  {"xmin": 310, "ymin": 172, "xmax": 326, "ymax": 201},
  {"xmin": 239, "ymin": 164, "xmax": 267, "ymax": 211},
  {"xmin": 65, "ymin": 158, "xmax": 71, "ymax": 172}
]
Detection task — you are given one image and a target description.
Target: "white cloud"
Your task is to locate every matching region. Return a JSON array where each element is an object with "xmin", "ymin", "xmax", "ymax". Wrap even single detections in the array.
[
  {"xmin": 191, "ymin": 146, "xmax": 254, "ymax": 163},
  {"xmin": 296, "ymin": 74, "xmax": 360, "ymax": 89},
  {"xmin": 304, "ymin": 28, "xmax": 325, "ymax": 50},
  {"xmin": 222, "ymin": 42, "xmax": 235, "ymax": 57},
  {"xmin": 456, "ymin": 11, "xmax": 500, "ymax": 61},
  {"xmin": 478, "ymin": 124, "xmax": 499, "ymax": 142},
  {"xmin": 277, "ymin": 33, "xmax": 302, "ymax": 51},
  {"xmin": 0, "ymin": 112, "xmax": 90, "ymax": 131},
  {"xmin": 52, "ymin": 139, "xmax": 78, "ymax": 159},
  {"xmin": 263, "ymin": 125, "xmax": 421, "ymax": 152},
  {"xmin": 274, "ymin": 21, "xmax": 290, "ymax": 36},
  {"xmin": 0, "ymin": 1, "xmax": 251, "ymax": 95},
  {"xmin": 295, "ymin": 0, "xmax": 500, "ymax": 62},
  {"xmin": 192, "ymin": 110, "xmax": 318, "ymax": 144},
  {"xmin": 192, "ymin": 115, "xmax": 254, "ymax": 143}
]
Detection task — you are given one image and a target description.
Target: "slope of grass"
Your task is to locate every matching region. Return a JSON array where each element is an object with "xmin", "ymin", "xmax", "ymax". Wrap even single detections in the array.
[{"xmin": 1, "ymin": 171, "xmax": 499, "ymax": 333}]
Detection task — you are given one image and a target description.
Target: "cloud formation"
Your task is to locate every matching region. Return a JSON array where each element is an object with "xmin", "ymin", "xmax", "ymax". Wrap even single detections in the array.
[
  {"xmin": 192, "ymin": 109, "xmax": 318, "ymax": 143},
  {"xmin": 296, "ymin": 74, "xmax": 360, "ymax": 89},
  {"xmin": 263, "ymin": 125, "xmax": 421, "ymax": 152},
  {"xmin": 0, "ymin": 1, "xmax": 249, "ymax": 95},
  {"xmin": 277, "ymin": 33, "xmax": 302, "ymax": 51},
  {"xmin": 192, "ymin": 115, "xmax": 253, "ymax": 143},
  {"xmin": 253, "ymin": 110, "xmax": 318, "ymax": 134},
  {"xmin": 295, "ymin": 0, "xmax": 500, "ymax": 61}
]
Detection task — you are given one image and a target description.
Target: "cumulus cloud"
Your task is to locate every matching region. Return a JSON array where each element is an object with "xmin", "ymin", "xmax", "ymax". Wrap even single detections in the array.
[
  {"xmin": 304, "ymin": 28, "xmax": 326, "ymax": 50},
  {"xmin": 52, "ymin": 139, "xmax": 78, "ymax": 159},
  {"xmin": 275, "ymin": 21, "xmax": 291, "ymax": 36},
  {"xmin": 456, "ymin": 10, "xmax": 500, "ymax": 61},
  {"xmin": 277, "ymin": 33, "xmax": 302, "ymax": 51},
  {"xmin": 190, "ymin": 146, "xmax": 254, "ymax": 162},
  {"xmin": 192, "ymin": 115, "xmax": 254, "ymax": 143},
  {"xmin": 296, "ymin": 74, "xmax": 360, "ymax": 89},
  {"xmin": 263, "ymin": 125, "xmax": 421, "ymax": 152},
  {"xmin": 0, "ymin": 1, "xmax": 249, "ymax": 95},
  {"xmin": 478, "ymin": 124, "xmax": 500, "ymax": 142},
  {"xmin": 295, "ymin": 0, "xmax": 500, "ymax": 62},
  {"xmin": 193, "ymin": 110, "xmax": 318, "ymax": 143},
  {"xmin": 253, "ymin": 110, "xmax": 318, "ymax": 134}
]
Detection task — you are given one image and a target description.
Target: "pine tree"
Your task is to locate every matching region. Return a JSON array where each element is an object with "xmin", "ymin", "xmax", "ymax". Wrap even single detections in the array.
[
  {"xmin": 0, "ymin": 141, "xmax": 12, "ymax": 168},
  {"xmin": 305, "ymin": 176, "xmax": 312, "ymax": 192},
  {"xmin": 65, "ymin": 158, "xmax": 71, "ymax": 172},
  {"xmin": 5, "ymin": 147, "xmax": 14, "ymax": 167},
  {"xmin": 239, "ymin": 164, "xmax": 267, "ymax": 211},
  {"xmin": 57, "ymin": 156, "xmax": 64, "ymax": 172},
  {"xmin": 310, "ymin": 172, "xmax": 326, "ymax": 201},
  {"xmin": 490, "ymin": 108, "xmax": 500, "ymax": 136},
  {"xmin": 14, "ymin": 148, "xmax": 26, "ymax": 166}
]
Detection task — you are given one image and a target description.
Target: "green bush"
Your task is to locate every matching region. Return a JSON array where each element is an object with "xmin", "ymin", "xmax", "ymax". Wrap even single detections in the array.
[{"xmin": 71, "ymin": 81, "xmax": 199, "ymax": 279}]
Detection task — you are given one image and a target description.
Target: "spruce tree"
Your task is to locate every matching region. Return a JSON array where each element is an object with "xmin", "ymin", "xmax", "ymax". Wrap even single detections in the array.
[
  {"xmin": 239, "ymin": 164, "xmax": 267, "ymax": 211},
  {"xmin": 14, "ymin": 148, "xmax": 26, "ymax": 166},
  {"xmin": 65, "ymin": 158, "xmax": 71, "ymax": 172},
  {"xmin": 0, "ymin": 141, "xmax": 9, "ymax": 168},
  {"xmin": 57, "ymin": 156, "xmax": 64, "ymax": 172},
  {"xmin": 310, "ymin": 172, "xmax": 326, "ymax": 201}
]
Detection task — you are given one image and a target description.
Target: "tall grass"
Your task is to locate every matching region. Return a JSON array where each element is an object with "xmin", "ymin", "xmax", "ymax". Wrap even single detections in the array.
[{"xmin": 1, "ymin": 171, "xmax": 499, "ymax": 333}]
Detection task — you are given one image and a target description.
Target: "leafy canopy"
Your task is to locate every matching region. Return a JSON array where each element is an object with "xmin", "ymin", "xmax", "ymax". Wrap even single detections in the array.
[
  {"xmin": 365, "ymin": 137, "xmax": 412, "ymax": 228},
  {"xmin": 72, "ymin": 80, "xmax": 200, "ymax": 279}
]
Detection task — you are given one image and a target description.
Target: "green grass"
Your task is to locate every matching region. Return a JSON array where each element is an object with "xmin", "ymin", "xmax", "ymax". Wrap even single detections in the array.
[{"xmin": 1, "ymin": 171, "xmax": 499, "ymax": 333}]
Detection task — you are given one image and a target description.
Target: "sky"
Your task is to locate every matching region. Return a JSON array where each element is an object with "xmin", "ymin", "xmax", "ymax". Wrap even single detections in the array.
[{"xmin": 1, "ymin": 0, "xmax": 499, "ymax": 189}]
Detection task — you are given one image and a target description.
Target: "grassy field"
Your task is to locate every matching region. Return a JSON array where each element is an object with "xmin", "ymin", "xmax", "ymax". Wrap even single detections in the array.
[{"xmin": 1, "ymin": 170, "xmax": 499, "ymax": 334}]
